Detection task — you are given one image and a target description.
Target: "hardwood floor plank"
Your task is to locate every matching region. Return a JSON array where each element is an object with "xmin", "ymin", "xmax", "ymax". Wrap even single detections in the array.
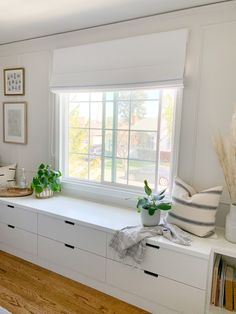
[{"xmin": 0, "ymin": 251, "xmax": 149, "ymax": 314}]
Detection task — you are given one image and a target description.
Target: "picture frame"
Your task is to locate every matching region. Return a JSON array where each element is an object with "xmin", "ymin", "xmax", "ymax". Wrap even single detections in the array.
[
  {"xmin": 3, "ymin": 102, "xmax": 27, "ymax": 144},
  {"xmin": 4, "ymin": 68, "xmax": 25, "ymax": 96}
]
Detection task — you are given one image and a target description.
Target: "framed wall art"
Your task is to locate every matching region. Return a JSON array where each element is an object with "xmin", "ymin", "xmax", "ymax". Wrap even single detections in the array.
[
  {"xmin": 4, "ymin": 68, "xmax": 25, "ymax": 95},
  {"xmin": 3, "ymin": 102, "xmax": 27, "ymax": 144}
]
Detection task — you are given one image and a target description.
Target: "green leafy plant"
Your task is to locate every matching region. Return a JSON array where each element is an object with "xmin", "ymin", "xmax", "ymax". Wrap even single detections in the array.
[
  {"xmin": 136, "ymin": 180, "xmax": 171, "ymax": 216},
  {"xmin": 31, "ymin": 164, "xmax": 62, "ymax": 194}
]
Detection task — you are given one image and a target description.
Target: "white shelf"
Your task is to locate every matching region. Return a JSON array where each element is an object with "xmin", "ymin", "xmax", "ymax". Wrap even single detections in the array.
[{"xmin": 207, "ymin": 305, "xmax": 234, "ymax": 314}]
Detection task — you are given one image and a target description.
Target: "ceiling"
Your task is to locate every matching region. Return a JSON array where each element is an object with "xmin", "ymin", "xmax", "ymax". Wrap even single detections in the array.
[{"xmin": 0, "ymin": 0, "xmax": 231, "ymax": 45}]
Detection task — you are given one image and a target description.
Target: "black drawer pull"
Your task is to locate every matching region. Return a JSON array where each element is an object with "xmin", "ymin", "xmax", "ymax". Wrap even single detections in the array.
[
  {"xmin": 7, "ymin": 205, "xmax": 14, "ymax": 209},
  {"xmin": 64, "ymin": 220, "xmax": 75, "ymax": 225},
  {"xmin": 64, "ymin": 243, "xmax": 75, "ymax": 249},
  {"xmin": 144, "ymin": 270, "xmax": 158, "ymax": 278},
  {"xmin": 7, "ymin": 224, "xmax": 15, "ymax": 229},
  {"xmin": 146, "ymin": 243, "xmax": 160, "ymax": 249}
]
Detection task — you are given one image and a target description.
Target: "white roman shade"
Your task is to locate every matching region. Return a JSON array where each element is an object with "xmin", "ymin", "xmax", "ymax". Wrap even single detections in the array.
[{"xmin": 50, "ymin": 29, "xmax": 188, "ymax": 90}]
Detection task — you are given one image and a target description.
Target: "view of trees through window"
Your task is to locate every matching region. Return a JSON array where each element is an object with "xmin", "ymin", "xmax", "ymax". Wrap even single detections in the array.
[{"xmin": 60, "ymin": 88, "xmax": 177, "ymax": 191}]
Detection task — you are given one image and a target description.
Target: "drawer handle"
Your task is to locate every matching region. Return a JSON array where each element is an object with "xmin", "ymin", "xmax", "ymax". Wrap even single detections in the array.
[
  {"xmin": 146, "ymin": 243, "xmax": 160, "ymax": 249},
  {"xmin": 7, "ymin": 224, "xmax": 15, "ymax": 229},
  {"xmin": 64, "ymin": 243, "xmax": 75, "ymax": 249},
  {"xmin": 64, "ymin": 220, "xmax": 75, "ymax": 226},
  {"xmin": 7, "ymin": 205, "xmax": 14, "ymax": 209},
  {"xmin": 144, "ymin": 270, "xmax": 159, "ymax": 278}
]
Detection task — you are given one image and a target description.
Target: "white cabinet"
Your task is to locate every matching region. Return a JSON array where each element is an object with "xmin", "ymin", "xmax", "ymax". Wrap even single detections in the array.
[
  {"xmin": 107, "ymin": 259, "xmax": 206, "ymax": 314},
  {"xmin": 38, "ymin": 214, "xmax": 106, "ymax": 256},
  {"xmin": 0, "ymin": 202, "xmax": 37, "ymax": 233},
  {"xmin": 0, "ymin": 222, "xmax": 37, "ymax": 255},
  {"xmin": 38, "ymin": 236, "xmax": 106, "ymax": 282},
  {"xmin": 107, "ymin": 233, "xmax": 208, "ymax": 289}
]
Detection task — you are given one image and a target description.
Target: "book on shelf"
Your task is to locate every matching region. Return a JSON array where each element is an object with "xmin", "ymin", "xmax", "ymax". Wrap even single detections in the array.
[
  {"xmin": 233, "ymin": 271, "xmax": 236, "ymax": 312},
  {"xmin": 218, "ymin": 260, "xmax": 227, "ymax": 307},
  {"xmin": 225, "ymin": 265, "xmax": 234, "ymax": 311},
  {"xmin": 211, "ymin": 254, "xmax": 222, "ymax": 305}
]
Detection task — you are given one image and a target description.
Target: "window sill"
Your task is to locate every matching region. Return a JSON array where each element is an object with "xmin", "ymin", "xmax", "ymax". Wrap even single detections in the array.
[{"xmin": 61, "ymin": 178, "xmax": 140, "ymax": 209}]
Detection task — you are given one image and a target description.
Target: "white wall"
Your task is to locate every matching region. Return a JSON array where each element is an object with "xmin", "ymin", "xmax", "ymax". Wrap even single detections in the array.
[{"xmin": 0, "ymin": 1, "xmax": 236, "ymax": 225}]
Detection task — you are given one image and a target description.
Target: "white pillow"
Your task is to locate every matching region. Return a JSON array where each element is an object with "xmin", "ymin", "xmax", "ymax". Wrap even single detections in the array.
[
  {"xmin": 0, "ymin": 164, "xmax": 17, "ymax": 187},
  {"xmin": 167, "ymin": 177, "xmax": 223, "ymax": 237}
]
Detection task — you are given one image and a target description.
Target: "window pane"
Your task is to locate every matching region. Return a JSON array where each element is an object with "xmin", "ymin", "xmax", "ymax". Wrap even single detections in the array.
[
  {"xmin": 131, "ymin": 100, "xmax": 159, "ymax": 131},
  {"xmin": 131, "ymin": 89, "xmax": 160, "ymax": 100},
  {"xmin": 129, "ymin": 131, "xmax": 156, "ymax": 161},
  {"xmin": 105, "ymin": 130, "xmax": 113, "ymax": 157},
  {"xmin": 104, "ymin": 158, "xmax": 112, "ymax": 182},
  {"xmin": 69, "ymin": 103, "xmax": 89, "ymax": 128},
  {"xmin": 117, "ymin": 101, "xmax": 130, "ymax": 129},
  {"xmin": 89, "ymin": 157, "xmax": 101, "ymax": 182},
  {"xmin": 90, "ymin": 130, "xmax": 102, "ymax": 156},
  {"xmin": 105, "ymin": 102, "xmax": 114, "ymax": 129},
  {"xmin": 91, "ymin": 92, "xmax": 103, "ymax": 101},
  {"xmin": 117, "ymin": 131, "xmax": 129, "ymax": 158},
  {"xmin": 90, "ymin": 102, "xmax": 102, "ymax": 128},
  {"xmin": 128, "ymin": 160, "xmax": 155, "ymax": 188},
  {"xmin": 116, "ymin": 159, "xmax": 128, "ymax": 185},
  {"xmin": 69, "ymin": 93, "xmax": 89, "ymax": 102},
  {"xmin": 69, "ymin": 128, "xmax": 89, "ymax": 154},
  {"xmin": 117, "ymin": 91, "xmax": 130, "ymax": 100},
  {"xmin": 69, "ymin": 154, "xmax": 88, "ymax": 179},
  {"xmin": 158, "ymin": 161, "xmax": 170, "ymax": 191},
  {"xmin": 106, "ymin": 92, "xmax": 114, "ymax": 101}
]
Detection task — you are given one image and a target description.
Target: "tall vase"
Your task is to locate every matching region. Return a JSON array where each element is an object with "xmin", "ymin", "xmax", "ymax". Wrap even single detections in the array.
[{"xmin": 225, "ymin": 204, "xmax": 236, "ymax": 243}]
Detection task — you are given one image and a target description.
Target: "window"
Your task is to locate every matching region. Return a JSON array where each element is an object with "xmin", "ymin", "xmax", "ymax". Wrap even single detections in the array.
[{"xmin": 58, "ymin": 87, "xmax": 180, "ymax": 192}]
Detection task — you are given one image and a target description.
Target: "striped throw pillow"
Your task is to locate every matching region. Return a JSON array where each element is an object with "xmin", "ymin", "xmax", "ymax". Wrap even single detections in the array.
[
  {"xmin": 0, "ymin": 164, "xmax": 16, "ymax": 187},
  {"xmin": 167, "ymin": 177, "xmax": 223, "ymax": 237}
]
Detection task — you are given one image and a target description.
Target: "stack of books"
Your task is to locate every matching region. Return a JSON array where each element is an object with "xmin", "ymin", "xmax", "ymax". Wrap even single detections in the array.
[{"xmin": 211, "ymin": 255, "xmax": 236, "ymax": 311}]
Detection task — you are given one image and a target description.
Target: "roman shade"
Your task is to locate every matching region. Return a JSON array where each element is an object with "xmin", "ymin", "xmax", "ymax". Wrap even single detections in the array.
[{"xmin": 50, "ymin": 28, "xmax": 188, "ymax": 90}]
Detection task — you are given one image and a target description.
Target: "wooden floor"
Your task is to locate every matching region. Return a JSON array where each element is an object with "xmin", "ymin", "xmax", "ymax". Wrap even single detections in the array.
[{"xmin": 0, "ymin": 251, "xmax": 148, "ymax": 314}]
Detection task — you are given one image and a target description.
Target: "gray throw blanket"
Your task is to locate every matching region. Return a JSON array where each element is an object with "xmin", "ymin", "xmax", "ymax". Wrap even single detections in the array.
[{"xmin": 109, "ymin": 220, "xmax": 192, "ymax": 264}]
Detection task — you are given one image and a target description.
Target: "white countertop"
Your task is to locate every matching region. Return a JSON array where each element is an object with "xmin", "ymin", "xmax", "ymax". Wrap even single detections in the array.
[{"xmin": 0, "ymin": 194, "xmax": 235, "ymax": 260}]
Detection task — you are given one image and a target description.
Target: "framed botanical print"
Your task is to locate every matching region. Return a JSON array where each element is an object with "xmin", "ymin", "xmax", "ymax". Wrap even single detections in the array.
[
  {"xmin": 3, "ymin": 102, "xmax": 27, "ymax": 144},
  {"xmin": 4, "ymin": 68, "xmax": 25, "ymax": 95}
]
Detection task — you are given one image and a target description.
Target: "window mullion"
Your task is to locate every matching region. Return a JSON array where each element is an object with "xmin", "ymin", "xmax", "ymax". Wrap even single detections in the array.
[
  {"xmin": 88, "ymin": 94, "xmax": 91, "ymax": 180},
  {"xmin": 126, "ymin": 93, "xmax": 132, "ymax": 185},
  {"xmin": 101, "ymin": 92, "xmax": 106, "ymax": 183},
  {"xmin": 155, "ymin": 91, "xmax": 163, "ymax": 192},
  {"xmin": 112, "ymin": 92, "xmax": 118, "ymax": 183}
]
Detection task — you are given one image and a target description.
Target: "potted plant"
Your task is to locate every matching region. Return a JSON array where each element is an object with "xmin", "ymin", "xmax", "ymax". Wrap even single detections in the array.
[
  {"xmin": 31, "ymin": 164, "xmax": 62, "ymax": 199},
  {"xmin": 136, "ymin": 180, "xmax": 171, "ymax": 226}
]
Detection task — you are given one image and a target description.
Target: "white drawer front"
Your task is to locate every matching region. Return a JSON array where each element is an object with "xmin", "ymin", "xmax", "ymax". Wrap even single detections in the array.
[
  {"xmin": 38, "ymin": 236, "xmax": 106, "ymax": 282},
  {"xmin": 38, "ymin": 214, "xmax": 106, "ymax": 256},
  {"xmin": 0, "ymin": 222, "xmax": 37, "ymax": 255},
  {"xmin": 142, "ymin": 243, "xmax": 208, "ymax": 289},
  {"xmin": 107, "ymin": 260, "xmax": 205, "ymax": 314},
  {"xmin": 0, "ymin": 202, "xmax": 37, "ymax": 233},
  {"xmin": 107, "ymin": 234, "xmax": 208, "ymax": 289}
]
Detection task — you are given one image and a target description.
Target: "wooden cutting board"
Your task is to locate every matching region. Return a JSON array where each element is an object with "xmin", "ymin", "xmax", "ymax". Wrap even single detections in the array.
[{"xmin": 0, "ymin": 187, "xmax": 33, "ymax": 197}]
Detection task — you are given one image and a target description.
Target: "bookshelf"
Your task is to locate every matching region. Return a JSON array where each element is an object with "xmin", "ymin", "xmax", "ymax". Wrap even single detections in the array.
[{"xmin": 207, "ymin": 248, "xmax": 236, "ymax": 314}]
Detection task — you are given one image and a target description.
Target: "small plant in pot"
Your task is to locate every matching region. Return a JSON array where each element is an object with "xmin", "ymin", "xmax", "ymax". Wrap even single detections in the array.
[
  {"xmin": 31, "ymin": 164, "xmax": 62, "ymax": 199},
  {"xmin": 136, "ymin": 180, "xmax": 171, "ymax": 226}
]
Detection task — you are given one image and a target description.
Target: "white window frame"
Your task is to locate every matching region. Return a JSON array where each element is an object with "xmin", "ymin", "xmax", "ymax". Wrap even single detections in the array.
[{"xmin": 53, "ymin": 87, "xmax": 183, "ymax": 208}]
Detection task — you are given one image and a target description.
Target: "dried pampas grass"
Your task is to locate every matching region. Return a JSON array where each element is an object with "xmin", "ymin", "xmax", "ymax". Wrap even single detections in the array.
[{"xmin": 214, "ymin": 111, "xmax": 236, "ymax": 204}]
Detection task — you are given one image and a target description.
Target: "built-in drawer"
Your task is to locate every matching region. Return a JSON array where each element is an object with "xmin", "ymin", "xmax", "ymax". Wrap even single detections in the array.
[
  {"xmin": 0, "ymin": 202, "xmax": 37, "ymax": 233},
  {"xmin": 106, "ymin": 259, "xmax": 205, "ymax": 314},
  {"xmin": 38, "ymin": 214, "xmax": 106, "ymax": 257},
  {"xmin": 38, "ymin": 235, "xmax": 106, "ymax": 282},
  {"xmin": 0, "ymin": 222, "xmax": 37, "ymax": 255},
  {"xmin": 107, "ymin": 233, "xmax": 208, "ymax": 289}
]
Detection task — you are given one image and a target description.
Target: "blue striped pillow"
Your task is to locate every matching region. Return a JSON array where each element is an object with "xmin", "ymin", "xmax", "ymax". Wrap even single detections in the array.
[{"xmin": 167, "ymin": 177, "xmax": 223, "ymax": 237}]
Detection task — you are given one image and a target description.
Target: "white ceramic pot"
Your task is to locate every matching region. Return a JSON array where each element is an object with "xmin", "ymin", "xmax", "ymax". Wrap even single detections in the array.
[
  {"xmin": 225, "ymin": 204, "xmax": 236, "ymax": 243},
  {"xmin": 35, "ymin": 188, "xmax": 53, "ymax": 199},
  {"xmin": 141, "ymin": 208, "xmax": 161, "ymax": 227}
]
